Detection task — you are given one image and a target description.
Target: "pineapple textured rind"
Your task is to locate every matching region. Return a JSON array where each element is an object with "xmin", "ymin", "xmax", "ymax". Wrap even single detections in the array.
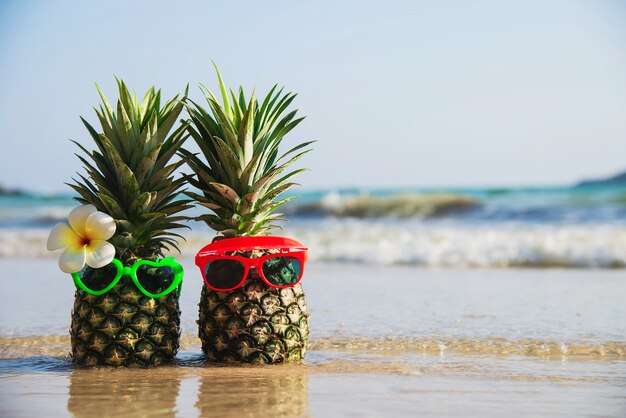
[
  {"xmin": 70, "ymin": 277, "xmax": 181, "ymax": 367},
  {"xmin": 198, "ymin": 274, "xmax": 309, "ymax": 364}
]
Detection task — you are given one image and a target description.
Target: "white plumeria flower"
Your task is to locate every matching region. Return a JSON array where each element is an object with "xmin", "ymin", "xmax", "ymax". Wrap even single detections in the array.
[{"xmin": 47, "ymin": 204, "xmax": 116, "ymax": 273}]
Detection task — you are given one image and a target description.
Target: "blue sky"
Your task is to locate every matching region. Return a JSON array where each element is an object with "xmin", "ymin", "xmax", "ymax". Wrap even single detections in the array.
[{"xmin": 1, "ymin": 0, "xmax": 625, "ymax": 192}]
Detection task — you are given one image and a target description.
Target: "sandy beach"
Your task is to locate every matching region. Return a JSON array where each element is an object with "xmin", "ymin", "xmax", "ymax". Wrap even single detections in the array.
[{"xmin": 1, "ymin": 259, "xmax": 625, "ymax": 417}]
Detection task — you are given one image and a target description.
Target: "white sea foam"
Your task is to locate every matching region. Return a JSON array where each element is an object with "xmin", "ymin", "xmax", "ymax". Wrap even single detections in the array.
[
  {"xmin": 4, "ymin": 221, "xmax": 626, "ymax": 268},
  {"xmin": 285, "ymin": 220, "xmax": 626, "ymax": 268}
]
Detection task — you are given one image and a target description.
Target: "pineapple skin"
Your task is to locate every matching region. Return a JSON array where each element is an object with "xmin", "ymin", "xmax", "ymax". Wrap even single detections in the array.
[
  {"xmin": 198, "ymin": 270, "xmax": 309, "ymax": 364},
  {"xmin": 70, "ymin": 276, "xmax": 181, "ymax": 367}
]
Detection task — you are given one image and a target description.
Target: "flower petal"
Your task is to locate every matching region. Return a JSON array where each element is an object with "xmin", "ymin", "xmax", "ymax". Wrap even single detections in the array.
[
  {"xmin": 59, "ymin": 246, "xmax": 86, "ymax": 273},
  {"xmin": 85, "ymin": 240, "xmax": 116, "ymax": 269},
  {"xmin": 47, "ymin": 223, "xmax": 82, "ymax": 251},
  {"xmin": 85, "ymin": 211, "xmax": 116, "ymax": 240},
  {"xmin": 68, "ymin": 205, "xmax": 97, "ymax": 238}
]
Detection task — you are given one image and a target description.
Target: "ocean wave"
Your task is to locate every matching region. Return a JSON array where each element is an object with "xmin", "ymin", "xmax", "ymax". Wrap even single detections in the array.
[
  {"xmin": 4, "ymin": 221, "xmax": 626, "ymax": 268},
  {"xmin": 0, "ymin": 207, "xmax": 71, "ymax": 228},
  {"xmin": 4, "ymin": 187, "xmax": 626, "ymax": 227},
  {"xmin": 289, "ymin": 221, "xmax": 626, "ymax": 268},
  {"xmin": 286, "ymin": 192, "xmax": 480, "ymax": 218}
]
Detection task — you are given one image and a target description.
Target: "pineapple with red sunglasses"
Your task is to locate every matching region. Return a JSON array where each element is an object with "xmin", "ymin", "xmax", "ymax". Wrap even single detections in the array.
[{"xmin": 182, "ymin": 67, "xmax": 314, "ymax": 364}]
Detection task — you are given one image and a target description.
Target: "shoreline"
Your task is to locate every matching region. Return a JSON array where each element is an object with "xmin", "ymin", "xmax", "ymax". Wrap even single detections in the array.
[
  {"xmin": 1, "ymin": 260, "xmax": 625, "ymax": 416},
  {"xmin": 3, "ymin": 334, "xmax": 626, "ymax": 361},
  {"xmin": 2, "ymin": 337, "xmax": 625, "ymax": 417}
]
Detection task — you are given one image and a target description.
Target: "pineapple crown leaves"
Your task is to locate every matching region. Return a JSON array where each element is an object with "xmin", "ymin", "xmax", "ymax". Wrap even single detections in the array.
[
  {"xmin": 180, "ymin": 64, "xmax": 314, "ymax": 237},
  {"xmin": 67, "ymin": 78, "xmax": 193, "ymax": 261}
]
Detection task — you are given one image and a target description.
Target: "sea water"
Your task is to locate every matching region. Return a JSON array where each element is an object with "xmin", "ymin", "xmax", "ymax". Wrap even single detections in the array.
[{"xmin": 3, "ymin": 184, "xmax": 626, "ymax": 267}]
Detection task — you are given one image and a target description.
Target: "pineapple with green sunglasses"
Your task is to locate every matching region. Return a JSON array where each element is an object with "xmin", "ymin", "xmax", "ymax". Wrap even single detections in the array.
[{"xmin": 60, "ymin": 80, "xmax": 191, "ymax": 366}]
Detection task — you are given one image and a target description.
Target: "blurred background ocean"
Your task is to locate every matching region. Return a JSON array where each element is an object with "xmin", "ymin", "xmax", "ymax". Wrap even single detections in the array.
[
  {"xmin": 2, "ymin": 0, "xmax": 626, "ymax": 273},
  {"xmin": 3, "ymin": 175, "xmax": 626, "ymax": 268},
  {"xmin": 3, "ymin": 1, "xmax": 626, "ymax": 273}
]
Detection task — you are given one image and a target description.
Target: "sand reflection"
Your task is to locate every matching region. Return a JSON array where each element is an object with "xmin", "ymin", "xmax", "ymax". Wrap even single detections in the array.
[
  {"xmin": 195, "ymin": 365, "xmax": 308, "ymax": 417},
  {"xmin": 65, "ymin": 360, "xmax": 309, "ymax": 417},
  {"xmin": 67, "ymin": 367, "xmax": 181, "ymax": 418}
]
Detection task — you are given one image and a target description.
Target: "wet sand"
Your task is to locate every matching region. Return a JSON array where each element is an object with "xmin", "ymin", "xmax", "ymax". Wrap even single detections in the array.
[
  {"xmin": 1, "ymin": 342, "xmax": 625, "ymax": 417},
  {"xmin": 1, "ymin": 260, "xmax": 625, "ymax": 417}
]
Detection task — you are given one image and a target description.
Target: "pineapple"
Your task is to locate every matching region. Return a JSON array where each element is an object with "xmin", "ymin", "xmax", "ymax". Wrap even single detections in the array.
[
  {"xmin": 67, "ymin": 80, "xmax": 191, "ymax": 366},
  {"xmin": 181, "ymin": 67, "xmax": 313, "ymax": 364}
]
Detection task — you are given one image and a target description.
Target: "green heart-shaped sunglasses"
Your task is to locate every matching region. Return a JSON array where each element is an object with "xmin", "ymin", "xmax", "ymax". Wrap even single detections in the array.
[{"xmin": 71, "ymin": 257, "xmax": 183, "ymax": 298}]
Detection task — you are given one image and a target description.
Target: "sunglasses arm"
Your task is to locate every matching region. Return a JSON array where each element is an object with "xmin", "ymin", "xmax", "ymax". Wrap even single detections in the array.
[{"xmin": 156, "ymin": 257, "xmax": 185, "ymax": 297}]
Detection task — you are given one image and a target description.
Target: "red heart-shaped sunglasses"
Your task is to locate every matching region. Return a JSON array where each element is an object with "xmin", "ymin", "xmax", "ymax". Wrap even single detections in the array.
[{"xmin": 195, "ymin": 236, "xmax": 308, "ymax": 292}]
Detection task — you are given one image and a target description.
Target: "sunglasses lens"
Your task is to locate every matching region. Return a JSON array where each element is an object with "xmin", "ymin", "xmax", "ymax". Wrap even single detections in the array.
[
  {"xmin": 204, "ymin": 260, "xmax": 246, "ymax": 290},
  {"xmin": 135, "ymin": 265, "xmax": 176, "ymax": 295},
  {"xmin": 261, "ymin": 256, "xmax": 302, "ymax": 286},
  {"xmin": 78, "ymin": 263, "xmax": 119, "ymax": 291}
]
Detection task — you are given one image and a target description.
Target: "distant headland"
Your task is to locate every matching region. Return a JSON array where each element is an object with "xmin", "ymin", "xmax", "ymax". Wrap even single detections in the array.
[
  {"xmin": 0, "ymin": 185, "xmax": 26, "ymax": 196},
  {"xmin": 576, "ymin": 170, "xmax": 626, "ymax": 187}
]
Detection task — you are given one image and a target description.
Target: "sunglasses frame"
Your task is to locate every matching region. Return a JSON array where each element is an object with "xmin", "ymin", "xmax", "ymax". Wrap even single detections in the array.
[
  {"xmin": 71, "ymin": 257, "xmax": 184, "ymax": 298},
  {"xmin": 195, "ymin": 236, "xmax": 308, "ymax": 292}
]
